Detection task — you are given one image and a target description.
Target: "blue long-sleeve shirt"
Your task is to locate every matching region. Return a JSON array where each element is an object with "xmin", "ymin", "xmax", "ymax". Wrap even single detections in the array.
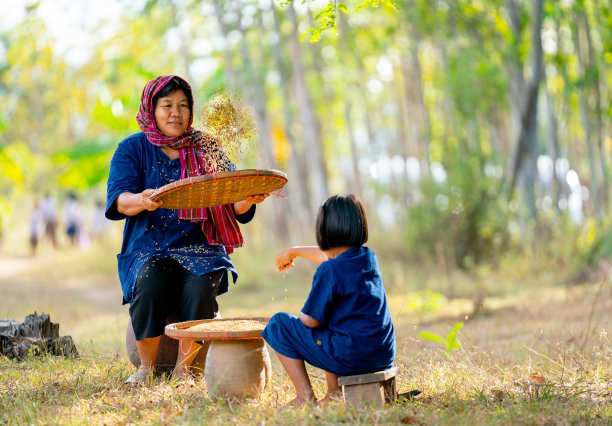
[{"xmin": 106, "ymin": 132, "xmax": 255, "ymax": 304}]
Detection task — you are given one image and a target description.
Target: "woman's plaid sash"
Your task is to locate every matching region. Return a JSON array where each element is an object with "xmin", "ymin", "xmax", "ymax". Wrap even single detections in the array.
[{"xmin": 137, "ymin": 75, "xmax": 244, "ymax": 253}]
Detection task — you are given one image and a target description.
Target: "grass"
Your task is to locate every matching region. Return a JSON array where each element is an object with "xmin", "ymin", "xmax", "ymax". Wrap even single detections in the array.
[
  {"xmin": 1, "ymin": 346, "xmax": 609, "ymax": 424},
  {"xmin": 0, "ymin": 232, "xmax": 611, "ymax": 424}
]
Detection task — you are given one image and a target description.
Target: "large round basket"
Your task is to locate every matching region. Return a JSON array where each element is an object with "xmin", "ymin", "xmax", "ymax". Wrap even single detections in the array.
[
  {"xmin": 150, "ymin": 169, "xmax": 287, "ymax": 209},
  {"xmin": 165, "ymin": 317, "xmax": 271, "ymax": 399},
  {"xmin": 164, "ymin": 317, "xmax": 269, "ymax": 341}
]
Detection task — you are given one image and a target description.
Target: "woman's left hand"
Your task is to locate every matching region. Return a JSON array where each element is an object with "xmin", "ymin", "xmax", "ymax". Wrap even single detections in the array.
[
  {"xmin": 245, "ymin": 193, "xmax": 270, "ymax": 204},
  {"xmin": 234, "ymin": 193, "xmax": 270, "ymax": 215}
]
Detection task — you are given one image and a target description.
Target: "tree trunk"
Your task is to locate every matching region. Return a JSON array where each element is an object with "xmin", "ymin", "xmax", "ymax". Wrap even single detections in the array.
[
  {"xmin": 288, "ymin": 2, "xmax": 328, "ymax": 207},
  {"xmin": 269, "ymin": 1, "xmax": 312, "ymax": 231},
  {"xmin": 337, "ymin": 13, "xmax": 364, "ymax": 199},
  {"xmin": 572, "ymin": 9, "xmax": 600, "ymax": 216},
  {"xmin": 404, "ymin": 0, "xmax": 432, "ymax": 166},
  {"xmin": 581, "ymin": 7, "xmax": 608, "ymax": 210},
  {"xmin": 235, "ymin": 1, "xmax": 290, "ymax": 243},
  {"xmin": 212, "ymin": 0, "xmax": 237, "ymax": 87},
  {"xmin": 505, "ymin": 0, "xmax": 544, "ymax": 222},
  {"xmin": 544, "ymin": 78, "xmax": 563, "ymax": 213},
  {"xmin": 169, "ymin": 0, "xmax": 192, "ymax": 83}
]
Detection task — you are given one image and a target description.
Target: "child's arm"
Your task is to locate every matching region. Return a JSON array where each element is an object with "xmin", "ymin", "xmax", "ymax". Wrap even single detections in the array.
[
  {"xmin": 298, "ymin": 312, "xmax": 321, "ymax": 328},
  {"xmin": 275, "ymin": 246, "xmax": 329, "ymax": 271}
]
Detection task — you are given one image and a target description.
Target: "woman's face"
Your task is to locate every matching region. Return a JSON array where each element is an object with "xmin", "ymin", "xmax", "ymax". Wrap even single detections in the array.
[{"xmin": 154, "ymin": 89, "xmax": 190, "ymax": 137}]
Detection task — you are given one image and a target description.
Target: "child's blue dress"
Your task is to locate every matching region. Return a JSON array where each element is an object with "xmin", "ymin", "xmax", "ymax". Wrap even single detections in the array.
[{"xmin": 262, "ymin": 246, "xmax": 395, "ymax": 376}]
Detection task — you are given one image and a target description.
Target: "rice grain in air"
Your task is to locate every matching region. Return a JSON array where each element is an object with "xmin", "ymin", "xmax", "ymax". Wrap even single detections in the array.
[{"xmin": 188, "ymin": 319, "xmax": 266, "ymax": 332}]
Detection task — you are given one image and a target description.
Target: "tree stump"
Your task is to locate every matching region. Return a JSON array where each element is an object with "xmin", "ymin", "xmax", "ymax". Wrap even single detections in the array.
[{"xmin": 0, "ymin": 312, "xmax": 78, "ymax": 359}]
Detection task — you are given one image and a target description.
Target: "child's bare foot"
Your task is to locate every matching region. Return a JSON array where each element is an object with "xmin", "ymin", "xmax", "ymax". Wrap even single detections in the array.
[
  {"xmin": 170, "ymin": 367, "xmax": 196, "ymax": 385},
  {"xmin": 318, "ymin": 390, "xmax": 343, "ymax": 406},
  {"xmin": 282, "ymin": 395, "xmax": 317, "ymax": 408}
]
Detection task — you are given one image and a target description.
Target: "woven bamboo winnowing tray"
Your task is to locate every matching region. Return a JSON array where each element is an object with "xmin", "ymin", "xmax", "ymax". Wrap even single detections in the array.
[
  {"xmin": 149, "ymin": 169, "xmax": 287, "ymax": 209},
  {"xmin": 165, "ymin": 317, "xmax": 269, "ymax": 341}
]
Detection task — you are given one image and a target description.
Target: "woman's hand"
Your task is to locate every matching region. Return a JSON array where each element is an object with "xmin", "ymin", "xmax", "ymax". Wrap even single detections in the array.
[
  {"xmin": 234, "ymin": 193, "xmax": 270, "ymax": 215},
  {"xmin": 276, "ymin": 248, "xmax": 297, "ymax": 272},
  {"xmin": 141, "ymin": 189, "xmax": 163, "ymax": 211},
  {"xmin": 117, "ymin": 190, "xmax": 162, "ymax": 216},
  {"xmin": 246, "ymin": 193, "xmax": 270, "ymax": 204}
]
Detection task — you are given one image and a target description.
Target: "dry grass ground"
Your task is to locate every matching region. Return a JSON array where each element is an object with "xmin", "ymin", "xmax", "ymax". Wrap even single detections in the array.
[{"xmin": 0, "ymin": 234, "xmax": 610, "ymax": 424}]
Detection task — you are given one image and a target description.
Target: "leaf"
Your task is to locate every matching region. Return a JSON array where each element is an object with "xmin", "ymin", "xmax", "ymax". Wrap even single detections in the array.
[
  {"xmin": 418, "ymin": 332, "xmax": 446, "ymax": 344},
  {"xmin": 445, "ymin": 321, "xmax": 463, "ymax": 352},
  {"xmin": 529, "ymin": 373, "xmax": 546, "ymax": 384}
]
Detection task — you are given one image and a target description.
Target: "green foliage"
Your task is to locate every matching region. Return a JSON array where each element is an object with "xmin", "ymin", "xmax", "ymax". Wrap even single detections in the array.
[
  {"xmin": 406, "ymin": 290, "xmax": 445, "ymax": 313},
  {"xmin": 446, "ymin": 48, "xmax": 507, "ymax": 118},
  {"xmin": 51, "ymin": 140, "xmax": 115, "ymax": 190},
  {"xmin": 406, "ymin": 143, "xmax": 508, "ymax": 269},
  {"xmin": 279, "ymin": 0, "xmax": 396, "ymax": 43},
  {"xmin": 418, "ymin": 321, "xmax": 463, "ymax": 355},
  {"xmin": 300, "ymin": 3, "xmax": 349, "ymax": 43},
  {"xmin": 355, "ymin": 0, "xmax": 397, "ymax": 12},
  {"xmin": 573, "ymin": 218, "xmax": 612, "ymax": 272}
]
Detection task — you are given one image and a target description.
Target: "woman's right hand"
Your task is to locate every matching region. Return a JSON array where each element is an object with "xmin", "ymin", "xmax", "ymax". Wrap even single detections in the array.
[
  {"xmin": 275, "ymin": 249, "xmax": 296, "ymax": 272},
  {"xmin": 117, "ymin": 190, "xmax": 162, "ymax": 216},
  {"xmin": 140, "ymin": 189, "xmax": 163, "ymax": 211}
]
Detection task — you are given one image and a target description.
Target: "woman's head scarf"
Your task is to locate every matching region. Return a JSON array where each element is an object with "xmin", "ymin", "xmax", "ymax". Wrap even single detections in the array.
[{"xmin": 136, "ymin": 75, "xmax": 244, "ymax": 253}]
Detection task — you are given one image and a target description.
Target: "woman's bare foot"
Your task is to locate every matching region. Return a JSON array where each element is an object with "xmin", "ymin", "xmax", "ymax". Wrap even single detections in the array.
[
  {"xmin": 124, "ymin": 365, "xmax": 155, "ymax": 386},
  {"xmin": 318, "ymin": 390, "xmax": 343, "ymax": 406}
]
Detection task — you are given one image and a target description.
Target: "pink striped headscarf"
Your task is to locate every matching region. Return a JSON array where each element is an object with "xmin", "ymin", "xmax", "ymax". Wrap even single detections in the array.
[{"xmin": 137, "ymin": 75, "xmax": 244, "ymax": 253}]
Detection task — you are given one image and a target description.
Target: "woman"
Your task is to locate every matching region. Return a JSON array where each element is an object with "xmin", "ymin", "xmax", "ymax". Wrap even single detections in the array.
[{"xmin": 106, "ymin": 75, "xmax": 269, "ymax": 384}]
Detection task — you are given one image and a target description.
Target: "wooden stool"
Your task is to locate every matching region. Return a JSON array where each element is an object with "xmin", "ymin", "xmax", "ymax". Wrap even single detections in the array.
[{"xmin": 338, "ymin": 366, "xmax": 400, "ymax": 408}]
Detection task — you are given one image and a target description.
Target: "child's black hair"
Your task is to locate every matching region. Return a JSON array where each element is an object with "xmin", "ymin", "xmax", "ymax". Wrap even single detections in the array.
[
  {"xmin": 153, "ymin": 77, "xmax": 193, "ymax": 112},
  {"xmin": 316, "ymin": 194, "xmax": 368, "ymax": 251}
]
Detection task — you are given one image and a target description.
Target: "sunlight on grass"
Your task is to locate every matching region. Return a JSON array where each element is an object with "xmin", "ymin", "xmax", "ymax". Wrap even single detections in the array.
[
  {"xmin": 1, "ymin": 239, "xmax": 610, "ymax": 423},
  {"xmin": 1, "ymin": 341, "xmax": 609, "ymax": 425}
]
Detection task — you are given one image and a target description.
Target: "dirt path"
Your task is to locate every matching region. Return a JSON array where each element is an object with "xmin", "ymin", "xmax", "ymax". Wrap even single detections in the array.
[{"xmin": 0, "ymin": 253, "xmax": 126, "ymax": 354}]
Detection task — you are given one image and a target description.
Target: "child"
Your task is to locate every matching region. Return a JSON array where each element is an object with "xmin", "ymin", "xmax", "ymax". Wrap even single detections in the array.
[{"xmin": 262, "ymin": 194, "xmax": 395, "ymax": 406}]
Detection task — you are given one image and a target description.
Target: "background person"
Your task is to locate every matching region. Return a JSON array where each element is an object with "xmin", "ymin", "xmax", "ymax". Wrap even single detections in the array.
[
  {"xmin": 29, "ymin": 201, "xmax": 43, "ymax": 256},
  {"xmin": 106, "ymin": 75, "xmax": 269, "ymax": 385},
  {"xmin": 41, "ymin": 193, "xmax": 58, "ymax": 249},
  {"xmin": 63, "ymin": 192, "xmax": 83, "ymax": 246}
]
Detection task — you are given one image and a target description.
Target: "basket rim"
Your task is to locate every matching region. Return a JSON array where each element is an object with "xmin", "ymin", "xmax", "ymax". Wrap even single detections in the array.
[
  {"xmin": 149, "ymin": 168, "xmax": 288, "ymax": 209},
  {"xmin": 164, "ymin": 316, "xmax": 270, "ymax": 341},
  {"xmin": 151, "ymin": 168, "xmax": 287, "ymax": 199}
]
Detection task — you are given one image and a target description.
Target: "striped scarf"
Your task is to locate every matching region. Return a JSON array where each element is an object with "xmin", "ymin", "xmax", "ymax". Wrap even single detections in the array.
[{"xmin": 137, "ymin": 75, "xmax": 244, "ymax": 253}]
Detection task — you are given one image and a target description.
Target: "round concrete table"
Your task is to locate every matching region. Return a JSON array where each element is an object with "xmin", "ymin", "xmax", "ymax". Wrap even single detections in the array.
[{"xmin": 165, "ymin": 317, "xmax": 271, "ymax": 399}]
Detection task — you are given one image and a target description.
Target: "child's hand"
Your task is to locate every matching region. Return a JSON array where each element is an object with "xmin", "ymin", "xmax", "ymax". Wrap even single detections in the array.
[{"xmin": 276, "ymin": 249, "xmax": 296, "ymax": 272}]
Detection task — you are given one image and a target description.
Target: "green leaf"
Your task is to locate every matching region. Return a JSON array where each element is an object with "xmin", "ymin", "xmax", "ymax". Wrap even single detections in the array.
[
  {"xmin": 445, "ymin": 322, "xmax": 463, "ymax": 352},
  {"xmin": 418, "ymin": 332, "xmax": 446, "ymax": 344},
  {"xmin": 309, "ymin": 29, "xmax": 322, "ymax": 43}
]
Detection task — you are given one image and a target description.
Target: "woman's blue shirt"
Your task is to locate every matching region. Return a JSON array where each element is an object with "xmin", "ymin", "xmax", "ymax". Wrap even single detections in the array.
[{"xmin": 105, "ymin": 132, "xmax": 255, "ymax": 304}]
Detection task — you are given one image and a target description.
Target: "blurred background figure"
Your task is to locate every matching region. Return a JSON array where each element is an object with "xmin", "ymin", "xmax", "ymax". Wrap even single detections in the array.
[
  {"xmin": 90, "ymin": 200, "xmax": 108, "ymax": 241},
  {"xmin": 63, "ymin": 192, "xmax": 84, "ymax": 247},
  {"xmin": 41, "ymin": 193, "xmax": 58, "ymax": 249},
  {"xmin": 29, "ymin": 201, "xmax": 43, "ymax": 256}
]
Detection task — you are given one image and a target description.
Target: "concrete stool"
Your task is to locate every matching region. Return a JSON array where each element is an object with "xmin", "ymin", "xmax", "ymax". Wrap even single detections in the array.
[{"xmin": 338, "ymin": 366, "xmax": 400, "ymax": 408}]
